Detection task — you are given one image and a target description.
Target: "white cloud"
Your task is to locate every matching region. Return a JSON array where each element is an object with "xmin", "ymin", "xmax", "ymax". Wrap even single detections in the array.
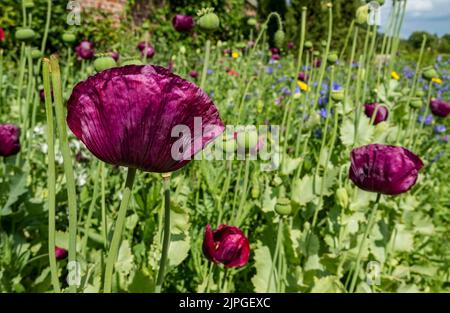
[{"xmin": 407, "ymin": 0, "xmax": 433, "ymax": 14}]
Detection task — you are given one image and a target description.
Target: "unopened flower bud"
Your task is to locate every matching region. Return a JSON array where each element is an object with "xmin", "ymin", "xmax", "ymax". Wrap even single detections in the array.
[
  {"xmin": 336, "ymin": 187, "xmax": 348, "ymax": 208},
  {"xmin": 275, "ymin": 197, "xmax": 292, "ymax": 216}
]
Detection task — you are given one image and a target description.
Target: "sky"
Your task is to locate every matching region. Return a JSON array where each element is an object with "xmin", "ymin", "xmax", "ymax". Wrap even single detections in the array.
[{"xmin": 378, "ymin": 0, "xmax": 450, "ymax": 38}]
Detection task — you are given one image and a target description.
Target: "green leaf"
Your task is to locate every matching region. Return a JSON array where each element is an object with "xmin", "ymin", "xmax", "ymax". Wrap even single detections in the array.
[
  {"xmin": 251, "ymin": 242, "xmax": 276, "ymax": 292},
  {"xmin": 115, "ymin": 240, "xmax": 134, "ymax": 274},
  {"xmin": 168, "ymin": 233, "xmax": 191, "ymax": 267},
  {"xmin": 340, "ymin": 115, "xmax": 374, "ymax": 147},
  {"xmin": 392, "ymin": 225, "xmax": 414, "ymax": 252},
  {"xmin": 291, "ymin": 175, "xmax": 314, "ymax": 205},
  {"xmin": 2, "ymin": 169, "xmax": 28, "ymax": 215},
  {"xmin": 310, "ymin": 276, "xmax": 345, "ymax": 293},
  {"xmin": 128, "ymin": 269, "xmax": 154, "ymax": 293},
  {"xmin": 281, "ymin": 155, "xmax": 302, "ymax": 176}
]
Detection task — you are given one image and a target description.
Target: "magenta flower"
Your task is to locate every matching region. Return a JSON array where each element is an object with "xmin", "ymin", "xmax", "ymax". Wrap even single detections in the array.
[
  {"xmin": 349, "ymin": 144, "xmax": 423, "ymax": 195},
  {"xmin": 271, "ymin": 54, "xmax": 280, "ymax": 61},
  {"xmin": 189, "ymin": 70, "xmax": 198, "ymax": 78},
  {"xmin": 137, "ymin": 41, "xmax": 149, "ymax": 51},
  {"xmin": 287, "ymin": 42, "xmax": 294, "ymax": 49},
  {"xmin": 298, "ymin": 71, "xmax": 308, "ymax": 82},
  {"xmin": 203, "ymin": 224, "xmax": 250, "ymax": 268},
  {"xmin": 75, "ymin": 40, "xmax": 95, "ymax": 60},
  {"xmin": 55, "ymin": 246, "xmax": 68, "ymax": 260},
  {"xmin": 270, "ymin": 47, "xmax": 280, "ymax": 55},
  {"xmin": 313, "ymin": 59, "xmax": 322, "ymax": 68},
  {"xmin": 172, "ymin": 14, "xmax": 195, "ymax": 32},
  {"xmin": 429, "ymin": 98, "xmax": 450, "ymax": 118},
  {"xmin": 0, "ymin": 27, "xmax": 5, "ymax": 42},
  {"xmin": 67, "ymin": 65, "xmax": 225, "ymax": 173},
  {"xmin": 0, "ymin": 124, "xmax": 20, "ymax": 157},
  {"xmin": 111, "ymin": 51, "xmax": 120, "ymax": 62},
  {"xmin": 141, "ymin": 46, "xmax": 155, "ymax": 58},
  {"xmin": 364, "ymin": 102, "xmax": 389, "ymax": 125}
]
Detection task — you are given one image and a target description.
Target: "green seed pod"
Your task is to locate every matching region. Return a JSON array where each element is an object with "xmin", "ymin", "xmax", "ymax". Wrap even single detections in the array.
[
  {"xmin": 197, "ymin": 12, "xmax": 220, "ymax": 31},
  {"xmin": 336, "ymin": 187, "xmax": 349, "ymax": 208},
  {"xmin": 30, "ymin": 48, "xmax": 42, "ymax": 59},
  {"xmin": 409, "ymin": 97, "xmax": 423, "ymax": 109},
  {"xmin": 251, "ymin": 175, "xmax": 260, "ymax": 199},
  {"xmin": 236, "ymin": 127, "xmax": 258, "ymax": 152},
  {"xmin": 422, "ymin": 66, "xmax": 438, "ymax": 81},
  {"xmin": 274, "ymin": 30, "xmax": 285, "ymax": 49},
  {"xmin": 15, "ymin": 28, "xmax": 35, "ymax": 41},
  {"xmin": 275, "ymin": 198, "xmax": 292, "ymax": 216},
  {"xmin": 415, "ymin": 89, "xmax": 425, "ymax": 97},
  {"xmin": 356, "ymin": 5, "xmax": 369, "ymax": 25},
  {"xmin": 304, "ymin": 41, "xmax": 313, "ymax": 49},
  {"xmin": 23, "ymin": 0, "xmax": 34, "ymax": 8},
  {"xmin": 121, "ymin": 59, "xmax": 143, "ymax": 66},
  {"xmin": 321, "ymin": 40, "xmax": 327, "ymax": 48},
  {"xmin": 247, "ymin": 18, "xmax": 257, "ymax": 26},
  {"xmin": 62, "ymin": 32, "xmax": 77, "ymax": 44},
  {"xmin": 331, "ymin": 89, "xmax": 345, "ymax": 102},
  {"xmin": 94, "ymin": 56, "xmax": 117, "ymax": 72},
  {"xmin": 327, "ymin": 51, "xmax": 338, "ymax": 64},
  {"xmin": 312, "ymin": 50, "xmax": 320, "ymax": 57}
]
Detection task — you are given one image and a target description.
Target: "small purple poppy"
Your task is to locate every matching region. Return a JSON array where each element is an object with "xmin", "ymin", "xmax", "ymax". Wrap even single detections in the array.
[
  {"xmin": 110, "ymin": 51, "xmax": 120, "ymax": 62},
  {"xmin": 172, "ymin": 14, "xmax": 195, "ymax": 32},
  {"xmin": 349, "ymin": 144, "xmax": 423, "ymax": 196},
  {"xmin": 203, "ymin": 224, "xmax": 250, "ymax": 268},
  {"xmin": 75, "ymin": 40, "xmax": 95, "ymax": 60},
  {"xmin": 271, "ymin": 54, "xmax": 280, "ymax": 61},
  {"xmin": 141, "ymin": 45, "xmax": 155, "ymax": 58},
  {"xmin": 313, "ymin": 59, "xmax": 321, "ymax": 68},
  {"xmin": 189, "ymin": 70, "xmax": 198, "ymax": 78},
  {"xmin": 298, "ymin": 71, "xmax": 308, "ymax": 82},
  {"xmin": 67, "ymin": 65, "xmax": 225, "ymax": 173},
  {"xmin": 137, "ymin": 41, "xmax": 149, "ymax": 51},
  {"xmin": 0, "ymin": 124, "xmax": 21, "ymax": 157},
  {"xmin": 364, "ymin": 102, "xmax": 389, "ymax": 125},
  {"xmin": 55, "ymin": 246, "xmax": 68, "ymax": 260},
  {"xmin": 429, "ymin": 98, "xmax": 450, "ymax": 118},
  {"xmin": 270, "ymin": 47, "xmax": 280, "ymax": 55},
  {"xmin": 287, "ymin": 42, "xmax": 295, "ymax": 49}
]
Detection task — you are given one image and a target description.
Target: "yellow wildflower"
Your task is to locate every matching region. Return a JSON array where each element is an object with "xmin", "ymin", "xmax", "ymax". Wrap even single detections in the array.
[
  {"xmin": 231, "ymin": 52, "xmax": 239, "ymax": 59},
  {"xmin": 432, "ymin": 77, "xmax": 443, "ymax": 85},
  {"xmin": 297, "ymin": 81, "xmax": 309, "ymax": 91},
  {"xmin": 391, "ymin": 71, "xmax": 400, "ymax": 80}
]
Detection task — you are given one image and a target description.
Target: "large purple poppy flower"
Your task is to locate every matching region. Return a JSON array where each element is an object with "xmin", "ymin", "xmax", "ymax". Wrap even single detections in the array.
[
  {"xmin": 203, "ymin": 224, "xmax": 250, "ymax": 268},
  {"xmin": 349, "ymin": 144, "xmax": 423, "ymax": 195},
  {"xmin": 172, "ymin": 14, "xmax": 195, "ymax": 32},
  {"xmin": 75, "ymin": 40, "xmax": 95, "ymax": 60},
  {"xmin": 429, "ymin": 98, "xmax": 450, "ymax": 118},
  {"xmin": 0, "ymin": 124, "xmax": 21, "ymax": 157},
  {"xmin": 67, "ymin": 65, "xmax": 225, "ymax": 173},
  {"xmin": 364, "ymin": 102, "xmax": 389, "ymax": 125}
]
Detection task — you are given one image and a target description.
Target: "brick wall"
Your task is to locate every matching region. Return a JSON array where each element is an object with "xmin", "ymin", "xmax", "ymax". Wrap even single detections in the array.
[{"xmin": 77, "ymin": 0, "xmax": 127, "ymax": 22}]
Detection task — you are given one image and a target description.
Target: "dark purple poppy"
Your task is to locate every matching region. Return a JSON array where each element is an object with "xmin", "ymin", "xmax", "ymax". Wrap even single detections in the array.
[
  {"xmin": 349, "ymin": 144, "xmax": 423, "ymax": 196},
  {"xmin": 313, "ymin": 59, "xmax": 322, "ymax": 68},
  {"xmin": 111, "ymin": 51, "xmax": 120, "ymax": 62},
  {"xmin": 429, "ymin": 98, "xmax": 450, "ymax": 118},
  {"xmin": 287, "ymin": 42, "xmax": 295, "ymax": 49},
  {"xmin": 203, "ymin": 224, "xmax": 250, "ymax": 268},
  {"xmin": 189, "ymin": 70, "xmax": 198, "ymax": 78},
  {"xmin": 271, "ymin": 54, "xmax": 280, "ymax": 61},
  {"xmin": 55, "ymin": 246, "xmax": 68, "ymax": 260},
  {"xmin": 270, "ymin": 47, "xmax": 280, "ymax": 55},
  {"xmin": 0, "ymin": 124, "xmax": 20, "ymax": 157},
  {"xmin": 137, "ymin": 41, "xmax": 149, "ymax": 51},
  {"xmin": 141, "ymin": 45, "xmax": 155, "ymax": 58},
  {"xmin": 364, "ymin": 102, "xmax": 389, "ymax": 125},
  {"xmin": 0, "ymin": 27, "xmax": 5, "ymax": 42},
  {"xmin": 298, "ymin": 71, "xmax": 308, "ymax": 82},
  {"xmin": 172, "ymin": 14, "xmax": 195, "ymax": 32},
  {"xmin": 66, "ymin": 65, "xmax": 225, "ymax": 173},
  {"xmin": 75, "ymin": 40, "xmax": 95, "ymax": 60}
]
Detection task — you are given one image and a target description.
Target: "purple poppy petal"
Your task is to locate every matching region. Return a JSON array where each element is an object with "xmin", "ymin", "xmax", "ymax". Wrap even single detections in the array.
[
  {"xmin": 0, "ymin": 124, "xmax": 21, "ymax": 157},
  {"xmin": 364, "ymin": 102, "xmax": 389, "ymax": 125},
  {"xmin": 172, "ymin": 14, "xmax": 195, "ymax": 32},
  {"xmin": 430, "ymin": 98, "xmax": 450, "ymax": 117}
]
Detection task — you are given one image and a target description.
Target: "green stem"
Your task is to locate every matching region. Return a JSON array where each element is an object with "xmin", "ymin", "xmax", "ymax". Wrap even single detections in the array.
[
  {"xmin": 155, "ymin": 173, "xmax": 172, "ymax": 293},
  {"xmin": 50, "ymin": 55, "xmax": 78, "ymax": 293},
  {"xmin": 103, "ymin": 167, "xmax": 137, "ymax": 293},
  {"xmin": 81, "ymin": 161, "xmax": 100, "ymax": 256},
  {"xmin": 200, "ymin": 40, "xmax": 211, "ymax": 90},
  {"xmin": 42, "ymin": 59, "xmax": 60, "ymax": 293},
  {"xmin": 234, "ymin": 157, "xmax": 251, "ymax": 227},
  {"xmin": 101, "ymin": 162, "xmax": 108, "ymax": 250}
]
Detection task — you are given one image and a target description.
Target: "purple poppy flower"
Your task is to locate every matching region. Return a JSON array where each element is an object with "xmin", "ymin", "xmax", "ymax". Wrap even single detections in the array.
[
  {"xmin": 137, "ymin": 41, "xmax": 149, "ymax": 51},
  {"xmin": 55, "ymin": 246, "xmax": 68, "ymax": 260},
  {"xmin": 0, "ymin": 124, "xmax": 20, "ymax": 157},
  {"xmin": 298, "ymin": 71, "xmax": 308, "ymax": 82},
  {"xmin": 270, "ymin": 47, "xmax": 280, "ymax": 55},
  {"xmin": 349, "ymin": 144, "xmax": 423, "ymax": 196},
  {"xmin": 271, "ymin": 54, "xmax": 280, "ymax": 61},
  {"xmin": 66, "ymin": 65, "xmax": 225, "ymax": 173},
  {"xmin": 287, "ymin": 42, "xmax": 295, "ymax": 49},
  {"xmin": 313, "ymin": 59, "xmax": 322, "ymax": 68},
  {"xmin": 364, "ymin": 102, "xmax": 389, "ymax": 125},
  {"xmin": 172, "ymin": 14, "xmax": 195, "ymax": 32},
  {"xmin": 75, "ymin": 40, "xmax": 95, "ymax": 60},
  {"xmin": 202, "ymin": 224, "xmax": 250, "ymax": 268},
  {"xmin": 429, "ymin": 98, "xmax": 450, "ymax": 118},
  {"xmin": 110, "ymin": 51, "xmax": 120, "ymax": 62},
  {"xmin": 141, "ymin": 45, "xmax": 155, "ymax": 58},
  {"xmin": 189, "ymin": 70, "xmax": 198, "ymax": 78}
]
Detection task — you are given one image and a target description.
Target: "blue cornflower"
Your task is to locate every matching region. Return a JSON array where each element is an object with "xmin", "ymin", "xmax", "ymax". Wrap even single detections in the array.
[
  {"xmin": 434, "ymin": 125, "xmax": 446, "ymax": 133},
  {"xmin": 207, "ymin": 68, "xmax": 213, "ymax": 75},
  {"xmin": 319, "ymin": 108, "xmax": 327, "ymax": 118},
  {"xmin": 280, "ymin": 86, "xmax": 291, "ymax": 95},
  {"xmin": 266, "ymin": 66, "xmax": 273, "ymax": 74}
]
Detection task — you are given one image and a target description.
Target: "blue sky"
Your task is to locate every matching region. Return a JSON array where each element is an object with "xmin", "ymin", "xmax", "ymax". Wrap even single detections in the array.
[{"xmin": 379, "ymin": 0, "xmax": 450, "ymax": 38}]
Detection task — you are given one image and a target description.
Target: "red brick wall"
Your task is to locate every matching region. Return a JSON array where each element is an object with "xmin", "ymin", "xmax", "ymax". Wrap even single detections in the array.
[{"xmin": 78, "ymin": 0, "xmax": 127, "ymax": 20}]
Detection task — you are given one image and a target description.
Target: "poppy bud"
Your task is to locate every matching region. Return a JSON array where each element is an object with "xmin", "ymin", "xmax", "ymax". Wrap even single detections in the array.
[
  {"xmin": 247, "ymin": 18, "xmax": 257, "ymax": 26},
  {"xmin": 110, "ymin": 51, "xmax": 120, "ymax": 62},
  {"xmin": 331, "ymin": 89, "xmax": 345, "ymax": 102},
  {"xmin": 422, "ymin": 66, "xmax": 439, "ymax": 81},
  {"xmin": 172, "ymin": 14, "xmax": 195, "ymax": 32},
  {"xmin": 75, "ymin": 40, "xmax": 95, "ymax": 60},
  {"xmin": 203, "ymin": 224, "xmax": 250, "ymax": 268},
  {"xmin": 275, "ymin": 198, "xmax": 292, "ymax": 216},
  {"xmin": 321, "ymin": 40, "xmax": 327, "ymax": 48},
  {"xmin": 23, "ymin": 0, "xmax": 34, "ymax": 8},
  {"xmin": 298, "ymin": 71, "xmax": 308, "ymax": 82},
  {"xmin": 274, "ymin": 30, "xmax": 285, "ymax": 49},
  {"xmin": 0, "ymin": 124, "xmax": 21, "ymax": 157},
  {"xmin": 287, "ymin": 42, "xmax": 295, "ymax": 49},
  {"xmin": 313, "ymin": 51, "xmax": 320, "ymax": 57},
  {"xmin": 236, "ymin": 127, "xmax": 258, "ymax": 152},
  {"xmin": 30, "ymin": 48, "xmax": 42, "ymax": 59},
  {"xmin": 327, "ymin": 51, "xmax": 338, "ymax": 64},
  {"xmin": 62, "ymin": 32, "xmax": 76, "ymax": 44},
  {"xmin": 304, "ymin": 41, "xmax": 313, "ymax": 49},
  {"xmin": 197, "ymin": 9, "xmax": 220, "ymax": 31},
  {"xmin": 15, "ymin": 28, "xmax": 35, "ymax": 41},
  {"xmin": 313, "ymin": 58, "xmax": 321, "ymax": 67},
  {"xmin": 336, "ymin": 187, "xmax": 348, "ymax": 208},
  {"xmin": 349, "ymin": 144, "xmax": 423, "ymax": 195},
  {"xmin": 137, "ymin": 41, "xmax": 149, "ymax": 51},
  {"xmin": 121, "ymin": 59, "xmax": 143, "ymax": 66},
  {"xmin": 93, "ymin": 56, "xmax": 117, "ymax": 72},
  {"xmin": 429, "ymin": 98, "xmax": 450, "ymax": 118},
  {"xmin": 364, "ymin": 102, "xmax": 389, "ymax": 125},
  {"xmin": 141, "ymin": 46, "xmax": 155, "ymax": 58},
  {"xmin": 356, "ymin": 5, "xmax": 369, "ymax": 25},
  {"xmin": 409, "ymin": 97, "xmax": 422, "ymax": 109},
  {"xmin": 189, "ymin": 70, "xmax": 198, "ymax": 78},
  {"xmin": 55, "ymin": 246, "xmax": 68, "ymax": 260}
]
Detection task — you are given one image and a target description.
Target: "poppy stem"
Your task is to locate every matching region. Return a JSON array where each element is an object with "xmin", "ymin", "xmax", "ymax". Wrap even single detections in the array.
[
  {"xmin": 200, "ymin": 39, "xmax": 211, "ymax": 90},
  {"xmin": 348, "ymin": 193, "xmax": 381, "ymax": 293},
  {"xmin": 155, "ymin": 173, "xmax": 172, "ymax": 292},
  {"xmin": 42, "ymin": 58, "xmax": 60, "ymax": 293},
  {"xmin": 103, "ymin": 167, "xmax": 137, "ymax": 293}
]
